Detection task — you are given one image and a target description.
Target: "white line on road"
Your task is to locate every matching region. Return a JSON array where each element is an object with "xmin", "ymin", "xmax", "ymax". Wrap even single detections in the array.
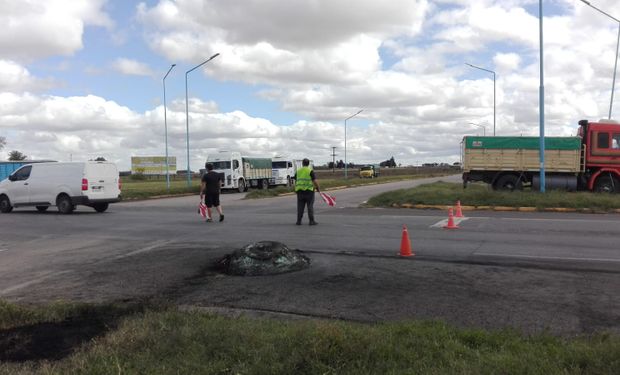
[
  {"xmin": 116, "ymin": 239, "xmax": 172, "ymax": 259},
  {"xmin": 431, "ymin": 217, "xmax": 469, "ymax": 228},
  {"xmin": 0, "ymin": 271, "xmax": 71, "ymax": 296},
  {"xmin": 475, "ymin": 252, "xmax": 620, "ymax": 263}
]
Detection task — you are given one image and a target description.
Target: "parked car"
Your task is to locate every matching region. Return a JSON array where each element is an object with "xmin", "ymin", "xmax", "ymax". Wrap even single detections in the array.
[{"xmin": 0, "ymin": 161, "xmax": 121, "ymax": 214}]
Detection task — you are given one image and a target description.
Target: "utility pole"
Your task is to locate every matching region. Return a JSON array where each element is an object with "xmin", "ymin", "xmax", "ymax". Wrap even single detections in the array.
[{"xmin": 331, "ymin": 146, "xmax": 337, "ymax": 173}]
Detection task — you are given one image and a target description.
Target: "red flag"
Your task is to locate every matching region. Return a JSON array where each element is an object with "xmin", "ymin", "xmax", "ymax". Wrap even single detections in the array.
[
  {"xmin": 319, "ymin": 192, "xmax": 336, "ymax": 207},
  {"xmin": 198, "ymin": 201, "xmax": 207, "ymax": 218}
]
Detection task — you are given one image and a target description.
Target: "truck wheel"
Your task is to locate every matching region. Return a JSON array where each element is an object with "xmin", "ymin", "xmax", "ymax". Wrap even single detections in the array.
[
  {"xmin": 36, "ymin": 206, "xmax": 49, "ymax": 212},
  {"xmin": 494, "ymin": 175, "xmax": 522, "ymax": 191},
  {"xmin": 286, "ymin": 176, "xmax": 292, "ymax": 187},
  {"xmin": 0, "ymin": 195, "xmax": 13, "ymax": 213},
  {"xmin": 238, "ymin": 179, "xmax": 246, "ymax": 193},
  {"xmin": 261, "ymin": 179, "xmax": 269, "ymax": 190},
  {"xmin": 93, "ymin": 203, "xmax": 109, "ymax": 213},
  {"xmin": 57, "ymin": 195, "xmax": 75, "ymax": 214},
  {"xmin": 594, "ymin": 175, "xmax": 618, "ymax": 193}
]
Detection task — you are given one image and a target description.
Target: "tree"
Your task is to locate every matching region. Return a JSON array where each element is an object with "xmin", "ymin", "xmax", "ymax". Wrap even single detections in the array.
[
  {"xmin": 0, "ymin": 136, "xmax": 5, "ymax": 151},
  {"xmin": 94, "ymin": 157, "xmax": 107, "ymax": 161},
  {"xmin": 380, "ymin": 156, "xmax": 396, "ymax": 168},
  {"xmin": 8, "ymin": 150, "xmax": 27, "ymax": 161}
]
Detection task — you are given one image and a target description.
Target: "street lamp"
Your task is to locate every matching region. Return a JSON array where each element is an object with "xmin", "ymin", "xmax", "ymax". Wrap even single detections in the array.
[
  {"xmin": 465, "ymin": 63, "xmax": 496, "ymax": 136},
  {"xmin": 185, "ymin": 53, "xmax": 220, "ymax": 187},
  {"xmin": 163, "ymin": 63, "xmax": 176, "ymax": 191},
  {"xmin": 580, "ymin": 0, "xmax": 620, "ymax": 119},
  {"xmin": 344, "ymin": 109, "xmax": 363, "ymax": 179},
  {"xmin": 468, "ymin": 122, "xmax": 486, "ymax": 136}
]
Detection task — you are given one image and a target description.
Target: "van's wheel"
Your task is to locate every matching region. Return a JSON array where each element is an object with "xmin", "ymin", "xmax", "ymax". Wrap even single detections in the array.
[
  {"xmin": 93, "ymin": 203, "xmax": 109, "ymax": 213},
  {"xmin": 0, "ymin": 195, "xmax": 13, "ymax": 213},
  {"xmin": 57, "ymin": 195, "xmax": 75, "ymax": 214},
  {"xmin": 36, "ymin": 206, "xmax": 49, "ymax": 212},
  {"xmin": 238, "ymin": 179, "xmax": 246, "ymax": 193},
  {"xmin": 494, "ymin": 175, "xmax": 523, "ymax": 191},
  {"xmin": 594, "ymin": 175, "xmax": 619, "ymax": 193}
]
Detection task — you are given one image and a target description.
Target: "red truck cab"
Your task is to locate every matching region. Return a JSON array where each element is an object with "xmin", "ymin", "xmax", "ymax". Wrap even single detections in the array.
[{"xmin": 578, "ymin": 119, "xmax": 620, "ymax": 192}]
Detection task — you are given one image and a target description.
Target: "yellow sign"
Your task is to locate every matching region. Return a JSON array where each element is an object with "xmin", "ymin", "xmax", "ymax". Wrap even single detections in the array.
[{"xmin": 131, "ymin": 156, "xmax": 177, "ymax": 175}]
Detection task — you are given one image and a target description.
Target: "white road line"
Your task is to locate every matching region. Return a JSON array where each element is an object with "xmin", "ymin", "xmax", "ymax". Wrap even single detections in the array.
[
  {"xmin": 0, "ymin": 271, "xmax": 71, "ymax": 296},
  {"xmin": 475, "ymin": 252, "xmax": 620, "ymax": 263},
  {"xmin": 430, "ymin": 217, "xmax": 469, "ymax": 228},
  {"xmin": 117, "ymin": 239, "xmax": 171, "ymax": 259}
]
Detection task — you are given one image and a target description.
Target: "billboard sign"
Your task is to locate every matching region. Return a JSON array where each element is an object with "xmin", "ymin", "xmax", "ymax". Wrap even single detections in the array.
[{"xmin": 131, "ymin": 156, "xmax": 177, "ymax": 175}]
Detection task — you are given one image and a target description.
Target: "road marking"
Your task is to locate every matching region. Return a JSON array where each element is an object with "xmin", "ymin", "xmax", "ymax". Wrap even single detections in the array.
[
  {"xmin": 431, "ymin": 217, "xmax": 469, "ymax": 228},
  {"xmin": 116, "ymin": 239, "xmax": 171, "ymax": 259},
  {"xmin": 0, "ymin": 271, "xmax": 71, "ymax": 296},
  {"xmin": 475, "ymin": 252, "xmax": 620, "ymax": 263}
]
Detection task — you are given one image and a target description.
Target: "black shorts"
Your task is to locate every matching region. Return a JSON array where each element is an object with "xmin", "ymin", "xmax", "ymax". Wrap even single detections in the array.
[{"xmin": 204, "ymin": 193, "xmax": 220, "ymax": 208}]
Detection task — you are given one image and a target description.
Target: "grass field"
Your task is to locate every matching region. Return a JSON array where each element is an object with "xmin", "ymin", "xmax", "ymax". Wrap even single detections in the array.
[
  {"xmin": 1, "ymin": 301, "xmax": 619, "ymax": 374},
  {"xmin": 367, "ymin": 181, "xmax": 620, "ymax": 211}
]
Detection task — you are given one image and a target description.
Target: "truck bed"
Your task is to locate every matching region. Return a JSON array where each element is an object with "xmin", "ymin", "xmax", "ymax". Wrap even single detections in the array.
[{"xmin": 462, "ymin": 136, "xmax": 582, "ymax": 173}]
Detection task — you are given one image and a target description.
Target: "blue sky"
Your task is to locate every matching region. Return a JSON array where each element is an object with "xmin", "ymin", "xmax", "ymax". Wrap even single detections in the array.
[{"xmin": 2, "ymin": 0, "xmax": 620, "ymax": 170}]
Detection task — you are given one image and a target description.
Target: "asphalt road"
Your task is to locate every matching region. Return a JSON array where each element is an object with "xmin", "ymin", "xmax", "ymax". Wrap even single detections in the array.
[{"xmin": 1, "ymin": 174, "xmax": 619, "ymax": 336}]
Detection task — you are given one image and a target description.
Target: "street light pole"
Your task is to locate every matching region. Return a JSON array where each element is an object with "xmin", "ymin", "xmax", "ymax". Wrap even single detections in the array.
[
  {"xmin": 468, "ymin": 122, "xmax": 486, "ymax": 136},
  {"xmin": 465, "ymin": 63, "xmax": 496, "ymax": 136},
  {"xmin": 580, "ymin": 0, "xmax": 620, "ymax": 119},
  {"xmin": 344, "ymin": 109, "xmax": 363, "ymax": 179},
  {"xmin": 163, "ymin": 64, "xmax": 176, "ymax": 192},
  {"xmin": 539, "ymin": 0, "xmax": 546, "ymax": 193},
  {"xmin": 185, "ymin": 53, "xmax": 220, "ymax": 187}
]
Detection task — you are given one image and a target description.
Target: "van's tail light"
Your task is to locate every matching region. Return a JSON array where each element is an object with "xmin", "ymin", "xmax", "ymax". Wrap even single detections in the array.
[{"xmin": 81, "ymin": 178, "xmax": 88, "ymax": 191}]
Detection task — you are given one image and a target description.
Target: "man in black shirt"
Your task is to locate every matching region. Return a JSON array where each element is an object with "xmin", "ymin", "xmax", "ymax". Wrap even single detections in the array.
[{"xmin": 200, "ymin": 163, "xmax": 224, "ymax": 222}]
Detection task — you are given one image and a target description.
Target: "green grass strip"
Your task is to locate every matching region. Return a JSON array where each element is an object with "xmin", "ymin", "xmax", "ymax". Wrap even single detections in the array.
[
  {"xmin": 1, "ymin": 301, "xmax": 619, "ymax": 374},
  {"xmin": 367, "ymin": 181, "xmax": 620, "ymax": 211}
]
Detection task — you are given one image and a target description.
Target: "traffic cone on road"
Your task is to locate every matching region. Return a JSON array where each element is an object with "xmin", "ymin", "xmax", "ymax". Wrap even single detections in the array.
[
  {"xmin": 399, "ymin": 225, "xmax": 414, "ymax": 257},
  {"xmin": 443, "ymin": 208, "xmax": 459, "ymax": 229},
  {"xmin": 455, "ymin": 200, "xmax": 464, "ymax": 218}
]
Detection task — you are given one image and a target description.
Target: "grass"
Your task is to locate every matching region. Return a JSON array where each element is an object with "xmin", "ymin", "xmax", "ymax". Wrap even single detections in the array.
[
  {"xmin": 120, "ymin": 179, "xmax": 201, "ymax": 199},
  {"xmin": 1, "ymin": 300, "xmax": 619, "ymax": 374},
  {"xmin": 245, "ymin": 174, "xmax": 447, "ymax": 199},
  {"xmin": 366, "ymin": 181, "xmax": 620, "ymax": 211}
]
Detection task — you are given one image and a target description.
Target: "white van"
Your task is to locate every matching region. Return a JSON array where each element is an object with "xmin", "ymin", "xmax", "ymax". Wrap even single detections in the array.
[{"xmin": 0, "ymin": 161, "xmax": 121, "ymax": 214}]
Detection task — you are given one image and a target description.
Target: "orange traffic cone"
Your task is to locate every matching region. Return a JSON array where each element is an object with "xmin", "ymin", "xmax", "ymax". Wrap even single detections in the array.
[
  {"xmin": 455, "ymin": 200, "xmax": 464, "ymax": 218},
  {"xmin": 399, "ymin": 225, "xmax": 414, "ymax": 257},
  {"xmin": 443, "ymin": 208, "xmax": 459, "ymax": 229}
]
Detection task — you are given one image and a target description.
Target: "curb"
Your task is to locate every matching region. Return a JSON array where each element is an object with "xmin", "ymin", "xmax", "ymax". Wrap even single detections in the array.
[{"xmin": 390, "ymin": 203, "xmax": 620, "ymax": 214}]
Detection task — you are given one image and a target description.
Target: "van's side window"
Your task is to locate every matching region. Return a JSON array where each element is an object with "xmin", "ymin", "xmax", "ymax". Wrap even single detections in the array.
[
  {"xmin": 597, "ymin": 132, "xmax": 610, "ymax": 149},
  {"xmin": 12, "ymin": 165, "xmax": 32, "ymax": 181}
]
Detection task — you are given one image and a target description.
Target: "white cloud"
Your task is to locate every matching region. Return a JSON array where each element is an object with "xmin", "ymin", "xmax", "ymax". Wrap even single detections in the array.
[
  {"xmin": 112, "ymin": 58, "xmax": 155, "ymax": 76},
  {"xmin": 0, "ymin": 0, "xmax": 112, "ymax": 62},
  {"xmin": 0, "ymin": 60, "xmax": 55, "ymax": 93}
]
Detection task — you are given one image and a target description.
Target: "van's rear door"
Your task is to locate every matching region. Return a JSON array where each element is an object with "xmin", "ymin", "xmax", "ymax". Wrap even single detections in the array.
[{"xmin": 84, "ymin": 162, "xmax": 120, "ymax": 200}]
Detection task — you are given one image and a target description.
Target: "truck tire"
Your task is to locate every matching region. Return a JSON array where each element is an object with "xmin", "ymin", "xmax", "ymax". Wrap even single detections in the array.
[
  {"xmin": 0, "ymin": 195, "xmax": 13, "ymax": 213},
  {"xmin": 93, "ymin": 203, "xmax": 109, "ymax": 212},
  {"xmin": 494, "ymin": 174, "xmax": 523, "ymax": 191},
  {"xmin": 57, "ymin": 194, "xmax": 75, "ymax": 214},
  {"xmin": 238, "ymin": 179, "xmax": 246, "ymax": 193},
  {"xmin": 594, "ymin": 175, "xmax": 619, "ymax": 193},
  {"xmin": 260, "ymin": 179, "xmax": 269, "ymax": 190},
  {"xmin": 286, "ymin": 176, "xmax": 292, "ymax": 187},
  {"xmin": 36, "ymin": 206, "xmax": 49, "ymax": 212}
]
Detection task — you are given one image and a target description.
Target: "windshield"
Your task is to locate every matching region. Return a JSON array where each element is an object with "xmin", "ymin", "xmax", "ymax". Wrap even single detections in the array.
[
  {"xmin": 361, "ymin": 166, "xmax": 372, "ymax": 171},
  {"xmin": 272, "ymin": 161, "xmax": 288, "ymax": 168},
  {"xmin": 211, "ymin": 161, "xmax": 231, "ymax": 169}
]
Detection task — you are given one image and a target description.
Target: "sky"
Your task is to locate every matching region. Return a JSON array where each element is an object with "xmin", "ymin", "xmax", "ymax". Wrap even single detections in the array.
[{"xmin": 2, "ymin": 0, "xmax": 620, "ymax": 171}]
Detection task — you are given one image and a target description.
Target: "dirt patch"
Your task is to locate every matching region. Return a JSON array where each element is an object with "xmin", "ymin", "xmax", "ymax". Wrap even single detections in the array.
[{"xmin": 0, "ymin": 304, "xmax": 143, "ymax": 363}]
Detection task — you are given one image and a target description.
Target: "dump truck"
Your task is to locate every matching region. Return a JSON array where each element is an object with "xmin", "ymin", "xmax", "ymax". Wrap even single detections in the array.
[
  {"xmin": 206, "ymin": 152, "xmax": 272, "ymax": 193},
  {"xmin": 462, "ymin": 119, "xmax": 620, "ymax": 192}
]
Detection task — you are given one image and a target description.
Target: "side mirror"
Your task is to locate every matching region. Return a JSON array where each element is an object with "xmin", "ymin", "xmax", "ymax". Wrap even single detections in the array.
[{"xmin": 8, "ymin": 175, "xmax": 16, "ymax": 181}]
